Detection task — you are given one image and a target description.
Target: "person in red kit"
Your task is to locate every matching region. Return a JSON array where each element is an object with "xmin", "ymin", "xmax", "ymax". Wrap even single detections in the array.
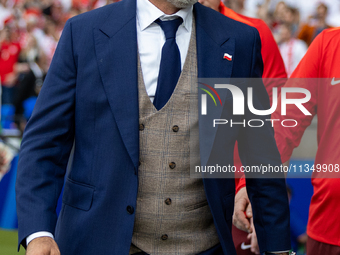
[
  {"xmin": 0, "ymin": 26, "xmax": 21, "ymax": 104},
  {"xmin": 234, "ymin": 27, "xmax": 340, "ymax": 255},
  {"xmin": 198, "ymin": 0, "xmax": 287, "ymax": 254},
  {"xmin": 272, "ymin": 27, "xmax": 340, "ymax": 255}
]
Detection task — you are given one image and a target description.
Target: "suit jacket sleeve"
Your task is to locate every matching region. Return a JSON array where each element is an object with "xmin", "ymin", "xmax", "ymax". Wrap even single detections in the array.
[
  {"xmin": 236, "ymin": 28, "xmax": 291, "ymax": 253},
  {"xmin": 234, "ymin": 18, "xmax": 288, "ymax": 202},
  {"xmin": 15, "ymin": 19, "xmax": 76, "ymax": 249}
]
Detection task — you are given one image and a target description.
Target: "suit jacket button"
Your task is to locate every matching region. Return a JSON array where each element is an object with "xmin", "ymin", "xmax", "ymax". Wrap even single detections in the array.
[
  {"xmin": 169, "ymin": 162, "xmax": 176, "ymax": 169},
  {"xmin": 165, "ymin": 198, "xmax": 172, "ymax": 205},
  {"xmin": 172, "ymin": 125, "xmax": 179, "ymax": 132},
  {"xmin": 126, "ymin": 206, "xmax": 134, "ymax": 214},
  {"xmin": 161, "ymin": 234, "xmax": 168, "ymax": 241},
  {"xmin": 139, "ymin": 124, "xmax": 145, "ymax": 131}
]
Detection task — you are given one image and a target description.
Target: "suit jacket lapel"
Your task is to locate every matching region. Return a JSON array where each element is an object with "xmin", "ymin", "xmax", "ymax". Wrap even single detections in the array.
[
  {"xmin": 194, "ymin": 3, "xmax": 236, "ymax": 167},
  {"xmin": 194, "ymin": 3, "xmax": 235, "ymax": 78},
  {"xmin": 94, "ymin": 0, "xmax": 139, "ymax": 169}
]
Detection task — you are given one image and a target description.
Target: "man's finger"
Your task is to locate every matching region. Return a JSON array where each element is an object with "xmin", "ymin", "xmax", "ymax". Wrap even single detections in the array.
[
  {"xmin": 250, "ymin": 217, "xmax": 260, "ymax": 254},
  {"xmin": 51, "ymin": 249, "xmax": 61, "ymax": 255},
  {"xmin": 233, "ymin": 187, "xmax": 252, "ymax": 232},
  {"xmin": 246, "ymin": 203, "xmax": 253, "ymax": 218},
  {"xmin": 233, "ymin": 210, "xmax": 251, "ymax": 232},
  {"xmin": 251, "ymin": 233, "xmax": 260, "ymax": 254},
  {"xmin": 233, "ymin": 201, "xmax": 250, "ymax": 231}
]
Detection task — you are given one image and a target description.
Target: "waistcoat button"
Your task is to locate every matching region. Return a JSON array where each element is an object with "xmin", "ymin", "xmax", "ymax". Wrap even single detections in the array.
[
  {"xmin": 169, "ymin": 162, "xmax": 176, "ymax": 169},
  {"xmin": 172, "ymin": 125, "xmax": 179, "ymax": 132},
  {"xmin": 165, "ymin": 198, "xmax": 172, "ymax": 205}
]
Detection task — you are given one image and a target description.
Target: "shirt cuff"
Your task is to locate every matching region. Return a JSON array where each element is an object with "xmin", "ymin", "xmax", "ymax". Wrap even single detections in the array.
[
  {"xmin": 26, "ymin": 231, "xmax": 54, "ymax": 246},
  {"xmin": 266, "ymin": 251, "xmax": 291, "ymax": 254}
]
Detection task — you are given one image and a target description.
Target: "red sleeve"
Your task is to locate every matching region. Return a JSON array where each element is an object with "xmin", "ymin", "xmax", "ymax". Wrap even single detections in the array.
[
  {"xmin": 272, "ymin": 32, "xmax": 323, "ymax": 163},
  {"xmin": 235, "ymin": 175, "xmax": 246, "ymax": 193}
]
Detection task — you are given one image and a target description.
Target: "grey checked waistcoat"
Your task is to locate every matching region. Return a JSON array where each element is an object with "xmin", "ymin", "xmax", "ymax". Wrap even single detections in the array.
[{"xmin": 129, "ymin": 18, "xmax": 220, "ymax": 255}]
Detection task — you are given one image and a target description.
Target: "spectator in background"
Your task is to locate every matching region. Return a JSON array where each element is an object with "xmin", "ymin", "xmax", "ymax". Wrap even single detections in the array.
[
  {"xmin": 297, "ymin": 3, "xmax": 332, "ymax": 46},
  {"xmin": 256, "ymin": 2, "xmax": 301, "ymax": 40},
  {"xmin": 24, "ymin": 6, "xmax": 61, "ymax": 66},
  {"xmin": 0, "ymin": 25, "xmax": 21, "ymax": 104},
  {"xmin": 0, "ymin": 0, "xmax": 66, "ymax": 107},
  {"xmin": 71, "ymin": 0, "xmax": 118, "ymax": 12},
  {"xmin": 40, "ymin": 17, "xmax": 58, "ymax": 65},
  {"xmin": 20, "ymin": 28, "xmax": 39, "ymax": 62},
  {"xmin": 272, "ymin": 1, "xmax": 286, "ymax": 27},
  {"xmin": 0, "ymin": 0, "xmax": 12, "ymax": 30},
  {"xmin": 262, "ymin": 1, "xmax": 287, "ymax": 41},
  {"xmin": 0, "ymin": 141, "xmax": 14, "ymax": 182},
  {"xmin": 0, "ymin": 0, "xmax": 115, "ymax": 137},
  {"xmin": 278, "ymin": 24, "xmax": 307, "ymax": 77},
  {"xmin": 327, "ymin": 0, "xmax": 340, "ymax": 27},
  {"xmin": 224, "ymin": 0, "xmax": 257, "ymax": 18},
  {"xmin": 14, "ymin": 34, "xmax": 47, "ymax": 133},
  {"xmin": 256, "ymin": 0, "xmax": 272, "ymax": 27},
  {"xmin": 23, "ymin": 9, "xmax": 47, "ymax": 57},
  {"xmin": 283, "ymin": 6, "xmax": 299, "ymax": 36},
  {"xmin": 291, "ymin": 0, "xmax": 333, "ymax": 25}
]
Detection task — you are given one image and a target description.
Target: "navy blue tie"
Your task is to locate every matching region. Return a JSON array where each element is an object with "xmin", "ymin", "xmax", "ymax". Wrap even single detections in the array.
[{"xmin": 153, "ymin": 17, "xmax": 183, "ymax": 110}]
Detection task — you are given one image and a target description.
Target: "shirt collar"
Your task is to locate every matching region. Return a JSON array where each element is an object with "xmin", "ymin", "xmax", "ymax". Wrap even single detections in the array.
[{"xmin": 137, "ymin": 0, "xmax": 193, "ymax": 32}]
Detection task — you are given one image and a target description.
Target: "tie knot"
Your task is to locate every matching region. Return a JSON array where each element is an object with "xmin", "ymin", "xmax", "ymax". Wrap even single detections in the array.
[{"xmin": 155, "ymin": 17, "xmax": 183, "ymax": 40}]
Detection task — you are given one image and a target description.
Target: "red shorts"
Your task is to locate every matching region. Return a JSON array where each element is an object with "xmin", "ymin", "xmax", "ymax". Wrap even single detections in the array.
[
  {"xmin": 232, "ymin": 225, "xmax": 253, "ymax": 255},
  {"xmin": 307, "ymin": 236, "xmax": 340, "ymax": 255}
]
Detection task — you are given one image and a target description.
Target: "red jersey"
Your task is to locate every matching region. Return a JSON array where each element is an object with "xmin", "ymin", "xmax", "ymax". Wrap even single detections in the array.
[
  {"xmin": 0, "ymin": 41, "xmax": 21, "ymax": 84},
  {"xmin": 218, "ymin": 3, "xmax": 287, "ymax": 191},
  {"xmin": 273, "ymin": 28, "xmax": 340, "ymax": 246}
]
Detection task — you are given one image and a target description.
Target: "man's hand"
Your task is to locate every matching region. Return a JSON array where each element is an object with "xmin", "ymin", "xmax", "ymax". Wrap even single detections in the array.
[
  {"xmin": 247, "ymin": 218, "xmax": 260, "ymax": 254},
  {"xmin": 26, "ymin": 237, "xmax": 60, "ymax": 255},
  {"xmin": 233, "ymin": 186, "xmax": 253, "ymax": 233},
  {"xmin": 0, "ymin": 143, "xmax": 14, "ymax": 181}
]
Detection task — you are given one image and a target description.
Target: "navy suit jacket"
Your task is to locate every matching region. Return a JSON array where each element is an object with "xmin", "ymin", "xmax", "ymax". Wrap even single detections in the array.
[{"xmin": 16, "ymin": 0, "xmax": 290, "ymax": 254}]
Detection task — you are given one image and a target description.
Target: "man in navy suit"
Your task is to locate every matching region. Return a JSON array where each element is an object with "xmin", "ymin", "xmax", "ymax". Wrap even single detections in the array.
[{"xmin": 16, "ymin": 0, "xmax": 291, "ymax": 254}]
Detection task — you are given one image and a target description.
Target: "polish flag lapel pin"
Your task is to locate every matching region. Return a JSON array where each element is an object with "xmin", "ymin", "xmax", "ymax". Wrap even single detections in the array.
[{"xmin": 223, "ymin": 53, "xmax": 232, "ymax": 61}]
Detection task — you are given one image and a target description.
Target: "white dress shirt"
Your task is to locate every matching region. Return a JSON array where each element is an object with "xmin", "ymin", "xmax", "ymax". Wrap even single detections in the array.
[
  {"xmin": 137, "ymin": 0, "xmax": 192, "ymax": 102},
  {"xmin": 26, "ymin": 0, "xmax": 193, "ymax": 246}
]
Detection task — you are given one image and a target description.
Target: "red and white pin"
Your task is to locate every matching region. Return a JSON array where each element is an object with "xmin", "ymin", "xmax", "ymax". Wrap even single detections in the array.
[{"xmin": 223, "ymin": 53, "xmax": 232, "ymax": 61}]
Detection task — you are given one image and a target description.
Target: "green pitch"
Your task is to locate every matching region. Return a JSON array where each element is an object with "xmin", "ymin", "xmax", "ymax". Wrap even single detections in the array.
[{"xmin": 0, "ymin": 229, "xmax": 25, "ymax": 255}]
